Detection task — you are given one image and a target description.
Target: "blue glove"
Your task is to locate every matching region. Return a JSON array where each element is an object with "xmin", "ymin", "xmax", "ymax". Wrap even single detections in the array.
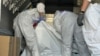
[{"xmin": 37, "ymin": 16, "xmax": 45, "ymax": 23}]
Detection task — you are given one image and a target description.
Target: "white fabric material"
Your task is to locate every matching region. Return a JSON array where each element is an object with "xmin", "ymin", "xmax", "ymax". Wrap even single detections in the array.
[
  {"xmin": 54, "ymin": 11, "xmax": 90, "ymax": 56},
  {"xmin": 83, "ymin": 3, "xmax": 100, "ymax": 56},
  {"xmin": 53, "ymin": 11, "xmax": 61, "ymax": 34},
  {"xmin": 13, "ymin": 8, "xmax": 40, "ymax": 56},
  {"xmin": 21, "ymin": 21, "xmax": 62, "ymax": 56},
  {"xmin": 35, "ymin": 21, "xmax": 62, "ymax": 56},
  {"xmin": 36, "ymin": 2, "xmax": 45, "ymax": 13},
  {"xmin": 53, "ymin": 11, "xmax": 67, "ymax": 34}
]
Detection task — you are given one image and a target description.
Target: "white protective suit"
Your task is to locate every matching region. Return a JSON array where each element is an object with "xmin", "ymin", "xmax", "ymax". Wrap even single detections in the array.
[
  {"xmin": 13, "ymin": 8, "xmax": 40, "ymax": 56},
  {"xmin": 82, "ymin": 3, "xmax": 100, "ymax": 56},
  {"xmin": 53, "ymin": 11, "xmax": 90, "ymax": 56},
  {"xmin": 14, "ymin": 2, "xmax": 46, "ymax": 56}
]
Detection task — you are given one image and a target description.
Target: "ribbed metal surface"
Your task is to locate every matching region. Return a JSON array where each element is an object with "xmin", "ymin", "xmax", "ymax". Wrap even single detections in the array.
[{"xmin": 0, "ymin": 0, "xmax": 31, "ymax": 35}]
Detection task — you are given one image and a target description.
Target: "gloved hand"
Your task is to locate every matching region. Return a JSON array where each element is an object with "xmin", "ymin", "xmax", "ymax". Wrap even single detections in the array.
[
  {"xmin": 33, "ymin": 16, "xmax": 45, "ymax": 28},
  {"xmin": 37, "ymin": 16, "xmax": 45, "ymax": 23},
  {"xmin": 77, "ymin": 13, "xmax": 84, "ymax": 26}
]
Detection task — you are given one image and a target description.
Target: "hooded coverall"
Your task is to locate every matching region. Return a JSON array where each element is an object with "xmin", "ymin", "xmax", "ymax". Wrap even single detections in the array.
[
  {"xmin": 13, "ymin": 2, "xmax": 45, "ymax": 56},
  {"xmin": 53, "ymin": 11, "xmax": 90, "ymax": 56}
]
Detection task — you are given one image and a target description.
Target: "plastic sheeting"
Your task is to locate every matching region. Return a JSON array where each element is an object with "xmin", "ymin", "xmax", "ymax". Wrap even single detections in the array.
[
  {"xmin": 82, "ymin": 3, "xmax": 100, "ymax": 56},
  {"xmin": 35, "ymin": 21, "xmax": 62, "ymax": 56},
  {"xmin": 21, "ymin": 21, "xmax": 62, "ymax": 56},
  {"xmin": 20, "ymin": 21, "xmax": 62, "ymax": 56}
]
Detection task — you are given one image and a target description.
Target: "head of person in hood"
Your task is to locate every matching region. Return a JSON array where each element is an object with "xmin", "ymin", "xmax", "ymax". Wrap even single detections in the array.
[
  {"xmin": 36, "ymin": 2, "xmax": 45, "ymax": 17},
  {"xmin": 36, "ymin": 2, "xmax": 46, "ymax": 23}
]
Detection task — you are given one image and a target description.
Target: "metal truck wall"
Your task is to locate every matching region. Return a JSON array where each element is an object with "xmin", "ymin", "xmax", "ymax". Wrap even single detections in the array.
[
  {"xmin": 0, "ymin": 0, "xmax": 1, "ymax": 21},
  {"xmin": 0, "ymin": 0, "xmax": 31, "ymax": 35}
]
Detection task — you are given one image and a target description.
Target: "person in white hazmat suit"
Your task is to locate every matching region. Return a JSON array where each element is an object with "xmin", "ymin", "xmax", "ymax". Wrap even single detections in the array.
[
  {"xmin": 54, "ymin": 11, "xmax": 90, "ymax": 56},
  {"xmin": 14, "ymin": 2, "xmax": 63, "ymax": 56},
  {"xmin": 77, "ymin": 0, "xmax": 100, "ymax": 56},
  {"xmin": 13, "ymin": 2, "xmax": 46, "ymax": 56}
]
